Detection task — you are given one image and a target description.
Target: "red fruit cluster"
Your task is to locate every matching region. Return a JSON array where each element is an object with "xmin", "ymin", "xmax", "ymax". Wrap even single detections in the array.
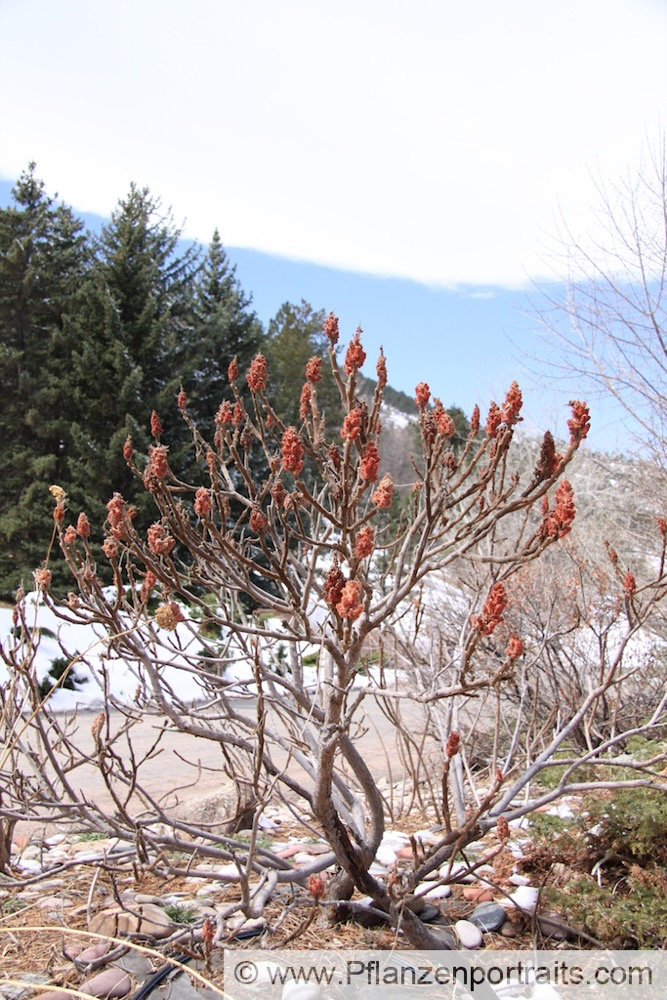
[
  {"xmin": 344, "ymin": 328, "xmax": 366, "ymax": 375},
  {"xmin": 434, "ymin": 400, "xmax": 455, "ymax": 437},
  {"xmin": 341, "ymin": 407, "xmax": 364, "ymax": 441},
  {"xmin": 324, "ymin": 312, "xmax": 339, "ymax": 345},
  {"xmin": 337, "ymin": 579, "xmax": 364, "ymax": 620},
  {"xmin": 355, "ymin": 526, "xmax": 375, "ymax": 559},
  {"xmin": 324, "ymin": 562, "xmax": 345, "ymax": 609},
  {"xmin": 376, "ymin": 348, "xmax": 387, "ymax": 389},
  {"xmin": 541, "ymin": 480, "xmax": 576, "ymax": 539},
  {"xmin": 194, "ymin": 487, "xmax": 211, "ymax": 518},
  {"xmin": 247, "ymin": 354, "xmax": 268, "ymax": 393},
  {"xmin": 299, "ymin": 383, "xmax": 312, "ymax": 419},
  {"xmin": 305, "ymin": 356, "xmax": 322, "ymax": 382},
  {"xmin": 505, "ymin": 632, "xmax": 524, "ymax": 661},
  {"xmin": 501, "ymin": 381, "xmax": 523, "ymax": 426},
  {"xmin": 281, "ymin": 427, "xmax": 304, "ymax": 475},
  {"xmin": 147, "ymin": 523, "xmax": 175, "ymax": 556},
  {"xmin": 474, "ymin": 582, "xmax": 507, "ymax": 635},
  {"xmin": 486, "ymin": 402, "xmax": 502, "ymax": 438},
  {"xmin": 415, "ymin": 382, "xmax": 431, "ymax": 410},
  {"xmin": 372, "ymin": 474, "xmax": 394, "ymax": 509},
  {"xmin": 360, "ymin": 442, "xmax": 380, "ymax": 481},
  {"xmin": 250, "ymin": 508, "xmax": 269, "ymax": 534},
  {"xmin": 568, "ymin": 400, "xmax": 591, "ymax": 445},
  {"xmin": 445, "ymin": 731, "xmax": 460, "ymax": 758},
  {"xmin": 150, "ymin": 410, "xmax": 163, "ymax": 438}
]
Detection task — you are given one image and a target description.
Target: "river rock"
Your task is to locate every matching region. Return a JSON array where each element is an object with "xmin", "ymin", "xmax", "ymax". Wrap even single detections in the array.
[
  {"xmin": 537, "ymin": 912, "xmax": 569, "ymax": 940},
  {"xmin": 89, "ymin": 902, "xmax": 173, "ymax": 938},
  {"xmin": 175, "ymin": 785, "xmax": 255, "ymax": 834},
  {"xmin": 79, "ymin": 968, "xmax": 132, "ymax": 998},
  {"xmin": 422, "ymin": 883, "xmax": 451, "ymax": 899},
  {"xmin": 469, "ymin": 902, "xmax": 506, "ymax": 932},
  {"xmin": 508, "ymin": 885, "xmax": 540, "ymax": 913},
  {"xmin": 454, "ymin": 919, "xmax": 484, "ymax": 949},
  {"xmin": 462, "ymin": 886, "xmax": 493, "ymax": 903}
]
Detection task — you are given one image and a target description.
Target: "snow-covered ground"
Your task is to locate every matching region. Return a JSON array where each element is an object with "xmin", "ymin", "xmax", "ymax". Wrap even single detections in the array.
[{"xmin": 0, "ymin": 591, "xmax": 405, "ymax": 713}]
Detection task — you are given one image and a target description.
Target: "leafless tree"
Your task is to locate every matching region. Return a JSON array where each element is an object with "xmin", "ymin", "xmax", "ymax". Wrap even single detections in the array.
[
  {"xmin": 2, "ymin": 322, "xmax": 666, "ymax": 953},
  {"xmin": 536, "ymin": 132, "xmax": 667, "ymax": 469}
]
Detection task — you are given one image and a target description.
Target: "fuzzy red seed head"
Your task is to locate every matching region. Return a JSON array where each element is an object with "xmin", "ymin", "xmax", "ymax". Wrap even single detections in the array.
[
  {"xmin": 250, "ymin": 507, "xmax": 269, "ymax": 534},
  {"xmin": 372, "ymin": 474, "xmax": 394, "ymax": 509},
  {"xmin": 216, "ymin": 400, "xmax": 232, "ymax": 425},
  {"xmin": 658, "ymin": 517, "xmax": 667, "ymax": 537},
  {"xmin": 341, "ymin": 406, "xmax": 364, "ymax": 442},
  {"xmin": 415, "ymin": 382, "xmax": 431, "ymax": 410},
  {"xmin": 486, "ymin": 402, "xmax": 502, "ymax": 438},
  {"xmin": 271, "ymin": 481, "xmax": 286, "ymax": 506},
  {"xmin": 324, "ymin": 562, "xmax": 345, "ymax": 609},
  {"xmin": 553, "ymin": 480, "xmax": 576, "ymax": 536},
  {"xmin": 53, "ymin": 504, "xmax": 65, "ymax": 523},
  {"xmin": 76, "ymin": 513, "xmax": 91, "ymax": 539},
  {"xmin": 475, "ymin": 582, "xmax": 507, "ymax": 635},
  {"xmin": 355, "ymin": 525, "xmax": 375, "ymax": 559},
  {"xmin": 299, "ymin": 382, "xmax": 312, "ymax": 419},
  {"xmin": 605, "ymin": 542, "xmax": 619, "ymax": 565},
  {"xmin": 202, "ymin": 916, "xmax": 214, "ymax": 947},
  {"xmin": 148, "ymin": 445, "xmax": 169, "ymax": 480},
  {"xmin": 501, "ymin": 381, "xmax": 523, "ymax": 426},
  {"xmin": 360, "ymin": 442, "xmax": 380, "ymax": 482},
  {"xmin": 123, "ymin": 436, "xmax": 134, "ymax": 462},
  {"xmin": 505, "ymin": 632, "xmax": 524, "ymax": 661},
  {"xmin": 35, "ymin": 567, "xmax": 52, "ymax": 590},
  {"xmin": 140, "ymin": 571, "xmax": 157, "ymax": 602},
  {"xmin": 177, "ymin": 387, "xmax": 187, "ymax": 411},
  {"xmin": 434, "ymin": 400, "xmax": 455, "ymax": 436},
  {"xmin": 324, "ymin": 311, "xmax": 339, "ymax": 345},
  {"xmin": 228, "ymin": 356, "xmax": 239, "ymax": 382},
  {"xmin": 281, "ymin": 426, "xmax": 305, "ymax": 475},
  {"xmin": 102, "ymin": 537, "xmax": 119, "ymax": 560},
  {"xmin": 232, "ymin": 400, "xmax": 244, "ymax": 426},
  {"xmin": 376, "ymin": 347, "xmax": 387, "ymax": 389},
  {"xmin": 336, "ymin": 579, "xmax": 364, "ymax": 620},
  {"xmin": 534, "ymin": 431, "xmax": 562, "ymax": 481},
  {"xmin": 194, "ymin": 487, "xmax": 211, "ymax": 518},
  {"xmin": 445, "ymin": 731, "xmax": 460, "ymax": 758},
  {"xmin": 63, "ymin": 525, "xmax": 77, "ymax": 546},
  {"xmin": 496, "ymin": 816, "xmax": 510, "ymax": 843},
  {"xmin": 307, "ymin": 873, "xmax": 327, "ymax": 900},
  {"xmin": 147, "ymin": 523, "xmax": 175, "ymax": 556},
  {"xmin": 247, "ymin": 353, "xmax": 268, "ymax": 393},
  {"xmin": 567, "ymin": 400, "xmax": 591, "ymax": 445},
  {"xmin": 344, "ymin": 328, "xmax": 366, "ymax": 375},
  {"xmin": 624, "ymin": 572, "xmax": 637, "ymax": 597},
  {"xmin": 470, "ymin": 404, "xmax": 480, "ymax": 436},
  {"xmin": 150, "ymin": 410, "xmax": 163, "ymax": 439},
  {"xmin": 305, "ymin": 356, "xmax": 322, "ymax": 383}
]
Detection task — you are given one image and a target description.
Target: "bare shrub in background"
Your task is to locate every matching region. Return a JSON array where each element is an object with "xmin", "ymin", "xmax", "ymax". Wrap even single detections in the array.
[{"xmin": 2, "ymin": 317, "xmax": 666, "ymax": 950}]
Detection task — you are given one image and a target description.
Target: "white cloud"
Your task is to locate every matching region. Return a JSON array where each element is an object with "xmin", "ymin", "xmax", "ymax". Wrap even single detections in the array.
[{"xmin": 0, "ymin": 0, "xmax": 664, "ymax": 287}]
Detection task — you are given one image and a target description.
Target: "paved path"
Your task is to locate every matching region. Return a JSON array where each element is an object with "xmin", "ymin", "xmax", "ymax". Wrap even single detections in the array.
[{"xmin": 15, "ymin": 696, "xmax": 442, "ymax": 838}]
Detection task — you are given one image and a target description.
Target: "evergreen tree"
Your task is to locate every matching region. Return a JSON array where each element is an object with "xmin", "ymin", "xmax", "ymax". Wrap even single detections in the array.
[
  {"xmin": 67, "ymin": 184, "xmax": 199, "ymax": 523},
  {"xmin": 0, "ymin": 165, "xmax": 89, "ymax": 597},
  {"xmin": 265, "ymin": 300, "xmax": 343, "ymax": 430},
  {"xmin": 185, "ymin": 229, "xmax": 263, "ymax": 434}
]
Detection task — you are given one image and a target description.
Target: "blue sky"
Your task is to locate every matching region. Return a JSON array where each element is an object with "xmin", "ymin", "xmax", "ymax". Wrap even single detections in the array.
[{"xmin": 1, "ymin": 0, "xmax": 665, "ymax": 452}]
